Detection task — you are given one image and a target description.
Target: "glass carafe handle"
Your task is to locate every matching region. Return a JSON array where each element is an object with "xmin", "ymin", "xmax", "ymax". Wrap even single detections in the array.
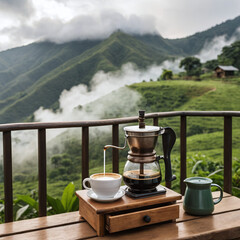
[{"xmin": 161, "ymin": 127, "xmax": 176, "ymax": 182}]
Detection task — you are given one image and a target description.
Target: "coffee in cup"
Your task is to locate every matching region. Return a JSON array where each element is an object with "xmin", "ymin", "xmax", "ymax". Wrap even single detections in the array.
[{"xmin": 83, "ymin": 173, "xmax": 122, "ymax": 198}]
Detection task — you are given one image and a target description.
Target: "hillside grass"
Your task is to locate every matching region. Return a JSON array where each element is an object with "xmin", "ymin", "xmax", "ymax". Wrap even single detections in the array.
[{"xmin": 130, "ymin": 79, "xmax": 240, "ymax": 135}]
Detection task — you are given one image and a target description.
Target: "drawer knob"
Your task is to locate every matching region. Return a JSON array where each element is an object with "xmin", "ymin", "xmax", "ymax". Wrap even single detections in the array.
[{"xmin": 143, "ymin": 215, "xmax": 151, "ymax": 223}]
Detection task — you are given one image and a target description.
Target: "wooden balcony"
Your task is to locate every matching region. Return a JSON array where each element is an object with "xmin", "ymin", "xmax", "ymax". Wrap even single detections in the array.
[{"xmin": 0, "ymin": 111, "xmax": 238, "ymax": 223}]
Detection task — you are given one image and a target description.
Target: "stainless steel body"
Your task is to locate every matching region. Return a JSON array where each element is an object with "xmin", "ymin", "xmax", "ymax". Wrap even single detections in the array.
[{"xmin": 124, "ymin": 126, "xmax": 164, "ymax": 156}]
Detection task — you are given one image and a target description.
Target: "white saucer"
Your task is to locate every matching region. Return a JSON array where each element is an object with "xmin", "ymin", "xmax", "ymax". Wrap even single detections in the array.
[{"xmin": 87, "ymin": 189, "xmax": 125, "ymax": 203}]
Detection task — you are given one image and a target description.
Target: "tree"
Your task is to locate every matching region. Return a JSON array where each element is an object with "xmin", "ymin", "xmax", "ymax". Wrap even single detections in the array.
[
  {"xmin": 204, "ymin": 59, "xmax": 219, "ymax": 71},
  {"xmin": 179, "ymin": 57, "xmax": 202, "ymax": 77},
  {"xmin": 218, "ymin": 40, "xmax": 240, "ymax": 69},
  {"xmin": 49, "ymin": 152, "xmax": 80, "ymax": 181},
  {"xmin": 160, "ymin": 69, "xmax": 173, "ymax": 80},
  {"xmin": 51, "ymin": 155, "xmax": 62, "ymax": 168}
]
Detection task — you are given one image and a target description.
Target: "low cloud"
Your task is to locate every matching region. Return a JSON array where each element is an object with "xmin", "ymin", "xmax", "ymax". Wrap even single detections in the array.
[
  {"xmin": 1, "ymin": 0, "xmax": 240, "ymax": 51},
  {"xmin": 49, "ymin": 11, "xmax": 157, "ymax": 43},
  {"xmin": 0, "ymin": 10, "xmax": 157, "ymax": 49},
  {"xmin": 0, "ymin": 0, "xmax": 34, "ymax": 19}
]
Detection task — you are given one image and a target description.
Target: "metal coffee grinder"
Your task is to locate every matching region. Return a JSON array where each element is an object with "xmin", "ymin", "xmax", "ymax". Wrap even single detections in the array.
[{"xmin": 104, "ymin": 110, "xmax": 176, "ymax": 198}]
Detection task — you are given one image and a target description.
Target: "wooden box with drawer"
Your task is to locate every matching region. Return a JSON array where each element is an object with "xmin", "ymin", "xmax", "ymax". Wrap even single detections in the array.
[{"xmin": 76, "ymin": 187, "xmax": 181, "ymax": 237}]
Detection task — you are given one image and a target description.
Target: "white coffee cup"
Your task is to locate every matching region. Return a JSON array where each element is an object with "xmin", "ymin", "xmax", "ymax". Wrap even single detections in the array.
[{"xmin": 83, "ymin": 173, "xmax": 122, "ymax": 198}]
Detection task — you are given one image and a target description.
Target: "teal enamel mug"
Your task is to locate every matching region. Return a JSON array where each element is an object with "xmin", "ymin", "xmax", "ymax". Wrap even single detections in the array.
[{"xmin": 183, "ymin": 177, "xmax": 223, "ymax": 215}]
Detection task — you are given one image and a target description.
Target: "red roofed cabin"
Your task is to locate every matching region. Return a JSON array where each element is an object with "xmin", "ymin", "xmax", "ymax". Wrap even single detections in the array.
[{"xmin": 215, "ymin": 65, "xmax": 239, "ymax": 78}]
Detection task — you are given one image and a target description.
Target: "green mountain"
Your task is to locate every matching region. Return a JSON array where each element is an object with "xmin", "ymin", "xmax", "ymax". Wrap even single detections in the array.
[
  {"xmin": 0, "ymin": 15, "xmax": 239, "ymax": 123},
  {"xmin": 168, "ymin": 15, "xmax": 240, "ymax": 55},
  {"xmin": 0, "ymin": 32, "xmax": 171, "ymax": 123}
]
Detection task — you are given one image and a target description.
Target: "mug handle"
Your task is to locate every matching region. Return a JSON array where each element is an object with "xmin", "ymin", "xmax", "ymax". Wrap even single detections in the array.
[
  {"xmin": 83, "ymin": 178, "xmax": 91, "ymax": 190},
  {"xmin": 211, "ymin": 183, "xmax": 223, "ymax": 205}
]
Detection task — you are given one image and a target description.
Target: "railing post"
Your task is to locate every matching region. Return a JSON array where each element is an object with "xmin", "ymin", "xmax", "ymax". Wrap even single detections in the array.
[
  {"xmin": 112, "ymin": 124, "xmax": 119, "ymax": 173},
  {"xmin": 82, "ymin": 126, "xmax": 89, "ymax": 189},
  {"xmin": 3, "ymin": 131, "xmax": 13, "ymax": 222},
  {"xmin": 224, "ymin": 116, "xmax": 232, "ymax": 194},
  {"xmin": 38, "ymin": 129, "xmax": 47, "ymax": 217},
  {"xmin": 180, "ymin": 116, "xmax": 187, "ymax": 195},
  {"xmin": 153, "ymin": 117, "xmax": 158, "ymax": 126}
]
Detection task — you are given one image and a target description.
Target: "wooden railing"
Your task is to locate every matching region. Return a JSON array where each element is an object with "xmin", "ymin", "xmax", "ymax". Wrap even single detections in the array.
[{"xmin": 0, "ymin": 111, "xmax": 239, "ymax": 223}]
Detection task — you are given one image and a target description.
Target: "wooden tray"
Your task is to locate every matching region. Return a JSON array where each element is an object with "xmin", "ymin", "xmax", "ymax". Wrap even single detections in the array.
[{"xmin": 76, "ymin": 187, "xmax": 182, "ymax": 236}]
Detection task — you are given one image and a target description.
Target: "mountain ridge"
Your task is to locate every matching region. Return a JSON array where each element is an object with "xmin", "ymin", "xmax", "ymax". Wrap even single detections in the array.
[{"xmin": 168, "ymin": 15, "xmax": 240, "ymax": 55}]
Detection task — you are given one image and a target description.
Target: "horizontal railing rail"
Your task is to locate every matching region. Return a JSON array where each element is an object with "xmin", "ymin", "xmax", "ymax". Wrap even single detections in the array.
[
  {"xmin": 0, "ymin": 111, "xmax": 240, "ymax": 131},
  {"xmin": 0, "ymin": 111, "xmax": 239, "ymax": 222}
]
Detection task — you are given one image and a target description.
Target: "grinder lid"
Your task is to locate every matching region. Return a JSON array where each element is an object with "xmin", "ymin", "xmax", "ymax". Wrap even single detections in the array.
[
  {"xmin": 124, "ymin": 110, "xmax": 161, "ymax": 133},
  {"xmin": 124, "ymin": 125, "xmax": 160, "ymax": 132}
]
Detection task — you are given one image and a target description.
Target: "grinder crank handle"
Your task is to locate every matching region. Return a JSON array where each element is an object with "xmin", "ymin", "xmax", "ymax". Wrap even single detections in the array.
[
  {"xmin": 161, "ymin": 127, "xmax": 176, "ymax": 182},
  {"xmin": 104, "ymin": 133, "xmax": 128, "ymax": 150}
]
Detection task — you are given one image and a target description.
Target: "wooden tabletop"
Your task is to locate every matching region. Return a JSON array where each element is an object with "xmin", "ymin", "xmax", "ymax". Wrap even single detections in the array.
[{"xmin": 0, "ymin": 191, "xmax": 239, "ymax": 240}]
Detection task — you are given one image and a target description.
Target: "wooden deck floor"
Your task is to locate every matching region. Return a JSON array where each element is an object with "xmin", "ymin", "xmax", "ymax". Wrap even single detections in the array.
[{"xmin": 0, "ymin": 192, "xmax": 239, "ymax": 240}]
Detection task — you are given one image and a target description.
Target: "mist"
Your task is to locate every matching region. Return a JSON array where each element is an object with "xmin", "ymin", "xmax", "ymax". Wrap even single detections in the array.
[
  {"xmin": 195, "ymin": 27, "xmax": 240, "ymax": 62},
  {"xmin": 34, "ymin": 62, "xmax": 168, "ymax": 123}
]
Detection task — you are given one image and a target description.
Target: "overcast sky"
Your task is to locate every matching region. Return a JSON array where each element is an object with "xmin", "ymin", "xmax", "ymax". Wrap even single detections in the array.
[{"xmin": 0, "ymin": 0, "xmax": 239, "ymax": 51}]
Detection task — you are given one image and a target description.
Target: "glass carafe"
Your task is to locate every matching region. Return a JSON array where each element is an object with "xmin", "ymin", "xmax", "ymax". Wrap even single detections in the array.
[{"xmin": 123, "ymin": 160, "xmax": 161, "ymax": 193}]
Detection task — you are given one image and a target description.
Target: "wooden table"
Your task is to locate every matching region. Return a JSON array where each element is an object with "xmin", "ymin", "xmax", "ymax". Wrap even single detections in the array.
[
  {"xmin": 0, "ymin": 191, "xmax": 239, "ymax": 240},
  {"xmin": 76, "ymin": 187, "xmax": 182, "ymax": 236}
]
